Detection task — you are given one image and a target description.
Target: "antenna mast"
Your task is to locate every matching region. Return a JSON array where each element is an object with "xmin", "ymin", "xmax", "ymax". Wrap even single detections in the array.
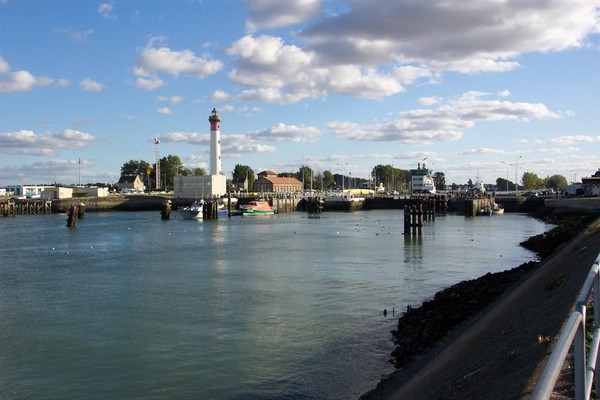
[{"xmin": 154, "ymin": 137, "xmax": 160, "ymax": 190}]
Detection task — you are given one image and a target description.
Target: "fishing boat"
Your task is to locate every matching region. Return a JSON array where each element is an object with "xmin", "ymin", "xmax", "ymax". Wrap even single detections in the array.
[
  {"xmin": 179, "ymin": 200, "xmax": 204, "ymax": 219},
  {"xmin": 240, "ymin": 199, "xmax": 276, "ymax": 216}
]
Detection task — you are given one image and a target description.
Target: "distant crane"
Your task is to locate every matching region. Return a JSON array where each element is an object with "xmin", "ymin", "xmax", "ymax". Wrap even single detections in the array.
[{"xmin": 154, "ymin": 137, "xmax": 160, "ymax": 190}]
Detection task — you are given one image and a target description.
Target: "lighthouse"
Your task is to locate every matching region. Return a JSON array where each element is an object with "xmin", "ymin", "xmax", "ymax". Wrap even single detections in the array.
[
  {"xmin": 209, "ymin": 108, "xmax": 222, "ymax": 175},
  {"xmin": 173, "ymin": 108, "xmax": 227, "ymax": 199}
]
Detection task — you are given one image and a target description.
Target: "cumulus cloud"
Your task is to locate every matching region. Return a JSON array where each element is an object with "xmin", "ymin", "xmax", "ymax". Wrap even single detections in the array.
[
  {"xmin": 301, "ymin": 0, "xmax": 599, "ymax": 72},
  {"xmin": 248, "ymin": 122, "xmax": 320, "ymax": 142},
  {"xmin": 327, "ymin": 91, "xmax": 560, "ymax": 143},
  {"xmin": 246, "ymin": 0, "xmax": 322, "ymax": 32},
  {"xmin": 0, "ymin": 129, "xmax": 95, "ymax": 155},
  {"xmin": 0, "ymin": 57, "xmax": 53, "ymax": 92},
  {"xmin": 225, "ymin": 1, "xmax": 599, "ymax": 103},
  {"xmin": 226, "ymin": 34, "xmax": 429, "ymax": 102},
  {"xmin": 157, "ymin": 107, "xmax": 173, "ymax": 115},
  {"xmin": 79, "ymin": 78, "xmax": 103, "ymax": 91},
  {"xmin": 133, "ymin": 37, "xmax": 223, "ymax": 90},
  {"xmin": 160, "ymin": 132, "xmax": 210, "ymax": 144}
]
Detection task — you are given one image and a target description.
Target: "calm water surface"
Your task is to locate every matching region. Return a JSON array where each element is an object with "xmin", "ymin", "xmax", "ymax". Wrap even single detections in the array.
[{"xmin": 0, "ymin": 210, "xmax": 551, "ymax": 399}]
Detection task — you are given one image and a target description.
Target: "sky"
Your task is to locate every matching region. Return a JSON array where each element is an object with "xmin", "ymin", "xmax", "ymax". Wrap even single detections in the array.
[{"xmin": 1, "ymin": 0, "xmax": 600, "ymax": 188}]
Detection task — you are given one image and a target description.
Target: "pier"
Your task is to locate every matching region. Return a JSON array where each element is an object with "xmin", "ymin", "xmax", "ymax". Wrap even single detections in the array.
[{"xmin": 1, "ymin": 199, "xmax": 51, "ymax": 216}]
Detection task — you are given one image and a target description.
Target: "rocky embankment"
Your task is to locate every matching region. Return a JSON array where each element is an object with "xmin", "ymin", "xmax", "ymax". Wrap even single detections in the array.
[{"xmin": 386, "ymin": 213, "xmax": 598, "ymax": 371}]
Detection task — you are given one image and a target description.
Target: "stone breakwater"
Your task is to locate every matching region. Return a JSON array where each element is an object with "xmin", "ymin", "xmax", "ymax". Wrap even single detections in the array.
[{"xmin": 385, "ymin": 213, "xmax": 598, "ymax": 371}]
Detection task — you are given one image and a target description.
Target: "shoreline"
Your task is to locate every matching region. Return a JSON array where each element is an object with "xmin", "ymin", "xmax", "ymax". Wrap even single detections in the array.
[{"xmin": 361, "ymin": 211, "xmax": 600, "ymax": 399}]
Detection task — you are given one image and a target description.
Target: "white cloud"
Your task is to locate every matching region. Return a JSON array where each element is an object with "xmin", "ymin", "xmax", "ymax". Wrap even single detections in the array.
[
  {"xmin": 156, "ymin": 95, "xmax": 184, "ymax": 104},
  {"xmin": 160, "ymin": 132, "xmax": 210, "ymax": 144},
  {"xmin": 548, "ymin": 135, "xmax": 600, "ymax": 145},
  {"xmin": 79, "ymin": 78, "xmax": 103, "ymax": 91},
  {"xmin": 222, "ymin": 0, "xmax": 599, "ymax": 103},
  {"xmin": 157, "ymin": 107, "xmax": 173, "ymax": 115},
  {"xmin": 461, "ymin": 148, "xmax": 506, "ymax": 155},
  {"xmin": 98, "ymin": 3, "xmax": 116, "ymax": 19},
  {"xmin": 301, "ymin": 0, "xmax": 599, "ymax": 73},
  {"xmin": 248, "ymin": 122, "xmax": 320, "ymax": 142},
  {"xmin": 246, "ymin": 0, "xmax": 322, "ymax": 32},
  {"xmin": 328, "ymin": 91, "xmax": 560, "ymax": 143},
  {"xmin": 136, "ymin": 76, "xmax": 164, "ymax": 90},
  {"xmin": 133, "ymin": 37, "xmax": 223, "ymax": 90},
  {"xmin": 0, "ymin": 58, "xmax": 53, "ymax": 92},
  {"xmin": 0, "ymin": 129, "xmax": 95, "ymax": 155}
]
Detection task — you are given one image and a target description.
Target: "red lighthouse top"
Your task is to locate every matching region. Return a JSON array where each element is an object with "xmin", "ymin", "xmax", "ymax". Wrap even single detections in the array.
[{"xmin": 209, "ymin": 108, "xmax": 221, "ymax": 131}]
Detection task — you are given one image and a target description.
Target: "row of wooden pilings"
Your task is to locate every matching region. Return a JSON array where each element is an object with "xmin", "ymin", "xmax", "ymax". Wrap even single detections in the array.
[{"xmin": 404, "ymin": 203, "xmax": 435, "ymax": 236}]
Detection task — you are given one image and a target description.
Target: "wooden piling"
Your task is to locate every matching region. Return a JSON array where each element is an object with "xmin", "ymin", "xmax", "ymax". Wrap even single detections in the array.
[
  {"xmin": 161, "ymin": 200, "xmax": 172, "ymax": 220},
  {"xmin": 404, "ymin": 204, "xmax": 424, "ymax": 236},
  {"xmin": 67, "ymin": 205, "xmax": 78, "ymax": 228}
]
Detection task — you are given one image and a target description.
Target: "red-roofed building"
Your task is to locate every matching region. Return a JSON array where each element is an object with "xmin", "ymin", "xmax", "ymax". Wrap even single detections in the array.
[{"xmin": 254, "ymin": 171, "xmax": 303, "ymax": 193}]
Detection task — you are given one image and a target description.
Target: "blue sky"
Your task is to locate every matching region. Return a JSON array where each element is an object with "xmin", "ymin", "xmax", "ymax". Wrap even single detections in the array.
[{"xmin": 1, "ymin": 0, "xmax": 599, "ymax": 187}]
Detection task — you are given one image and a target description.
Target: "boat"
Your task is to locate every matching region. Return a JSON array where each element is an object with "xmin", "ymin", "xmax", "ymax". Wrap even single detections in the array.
[
  {"xmin": 492, "ymin": 203, "xmax": 504, "ymax": 215},
  {"xmin": 323, "ymin": 191, "xmax": 365, "ymax": 211},
  {"xmin": 179, "ymin": 200, "xmax": 204, "ymax": 219},
  {"xmin": 410, "ymin": 161, "xmax": 436, "ymax": 194},
  {"xmin": 240, "ymin": 199, "xmax": 276, "ymax": 215}
]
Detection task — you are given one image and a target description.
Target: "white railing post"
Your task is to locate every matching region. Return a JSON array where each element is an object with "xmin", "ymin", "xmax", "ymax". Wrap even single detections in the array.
[{"xmin": 574, "ymin": 303, "xmax": 587, "ymax": 400}]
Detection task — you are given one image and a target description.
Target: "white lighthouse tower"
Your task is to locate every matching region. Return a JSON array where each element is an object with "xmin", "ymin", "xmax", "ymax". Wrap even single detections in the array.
[
  {"xmin": 209, "ymin": 108, "xmax": 222, "ymax": 175},
  {"xmin": 173, "ymin": 108, "xmax": 227, "ymax": 199}
]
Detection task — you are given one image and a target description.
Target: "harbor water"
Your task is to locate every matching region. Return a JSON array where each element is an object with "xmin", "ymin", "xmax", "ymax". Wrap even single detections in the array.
[{"xmin": 0, "ymin": 210, "xmax": 551, "ymax": 399}]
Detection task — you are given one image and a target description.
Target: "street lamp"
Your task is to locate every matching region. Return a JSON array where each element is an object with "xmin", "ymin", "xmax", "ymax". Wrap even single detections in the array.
[{"xmin": 515, "ymin": 155, "xmax": 522, "ymax": 195}]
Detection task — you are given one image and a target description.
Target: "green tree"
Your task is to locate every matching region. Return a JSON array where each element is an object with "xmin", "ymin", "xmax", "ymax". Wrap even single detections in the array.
[
  {"xmin": 372, "ymin": 164, "xmax": 411, "ymax": 191},
  {"xmin": 322, "ymin": 170, "xmax": 334, "ymax": 190},
  {"xmin": 522, "ymin": 172, "xmax": 545, "ymax": 190},
  {"xmin": 297, "ymin": 165, "xmax": 314, "ymax": 190},
  {"xmin": 121, "ymin": 159, "xmax": 151, "ymax": 178},
  {"xmin": 546, "ymin": 174, "xmax": 568, "ymax": 191},
  {"xmin": 190, "ymin": 167, "xmax": 206, "ymax": 176},
  {"xmin": 433, "ymin": 172, "xmax": 446, "ymax": 190},
  {"xmin": 157, "ymin": 155, "xmax": 184, "ymax": 190},
  {"xmin": 232, "ymin": 164, "xmax": 255, "ymax": 188}
]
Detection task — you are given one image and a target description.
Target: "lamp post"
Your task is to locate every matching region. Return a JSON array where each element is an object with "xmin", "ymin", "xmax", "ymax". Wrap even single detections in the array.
[{"xmin": 515, "ymin": 155, "xmax": 522, "ymax": 195}]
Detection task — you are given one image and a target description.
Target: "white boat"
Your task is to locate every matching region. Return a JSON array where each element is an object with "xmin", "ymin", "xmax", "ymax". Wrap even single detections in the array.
[
  {"xmin": 179, "ymin": 200, "xmax": 204, "ymax": 219},
  {"xmin": 323, "ymin": 191, "xmax": 365, "ymax": 211}
]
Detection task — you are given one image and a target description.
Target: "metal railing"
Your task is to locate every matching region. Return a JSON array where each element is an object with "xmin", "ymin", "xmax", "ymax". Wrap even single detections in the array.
[{"xmin": 531, "ymin": 252, "xmax": 600, "ymax": 400}]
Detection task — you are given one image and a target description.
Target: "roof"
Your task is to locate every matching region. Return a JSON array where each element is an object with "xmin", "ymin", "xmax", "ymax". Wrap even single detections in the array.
[
  {"xmin": 117, "ymin": 175, "xmax": 141, "ymax": 183},
  {"xmin": 260, "ymin": 176, "xmax": 303, "ymax": 185},
  {"xmin": 258, "ymin": 170, "xmax": 277, "ymax": 177}
]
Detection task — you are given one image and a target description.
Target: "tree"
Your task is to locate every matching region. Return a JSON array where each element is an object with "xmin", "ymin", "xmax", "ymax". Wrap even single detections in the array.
[
  {"xmin": 157, "ymin": 154, "xmax": 184, "ymax": 191},
  {"xmin": 522, "ymin": 172, "xmax": 545, "ymax": 190},
  {"xmin": 372, "ymin": 164, "xmax": 411, "ymax": 191},
  {"xmin": 322, "ymin": 170, "xmax": 334, "ymax": 190},
  {"xmin": 297, "ymin": 165, "xmax": 314, "ymax": 190},
  {"xmin": 546, "ymin": 174, "xmax": 567, "ymax": 191},
  {"xmin": 121, "ymin": 159, "xmax": 151, "ymax": 178},
  {"xmin": 190, "ymin": 167, "xmax": 206, "ymax": 176},
  {"xmin": 433, "ymin": 172, "xmax": 446, "ymax": 190},
  {"xmin": 232, "ymin": 164, "xmax": 255, "ymax": 188}
]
